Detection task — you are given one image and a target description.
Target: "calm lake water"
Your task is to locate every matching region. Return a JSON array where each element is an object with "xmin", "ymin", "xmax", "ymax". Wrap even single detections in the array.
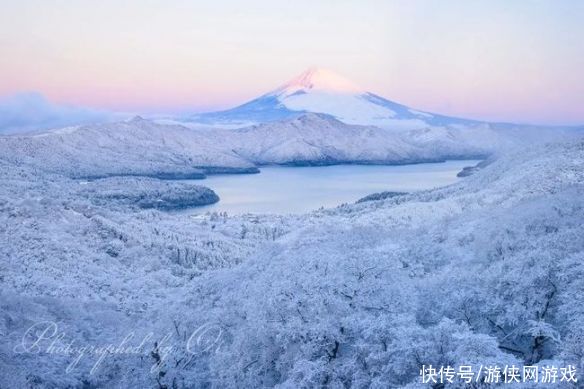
[{"xmin": 188, "ymin": 160, "xmax": 480, "ymax": 215}]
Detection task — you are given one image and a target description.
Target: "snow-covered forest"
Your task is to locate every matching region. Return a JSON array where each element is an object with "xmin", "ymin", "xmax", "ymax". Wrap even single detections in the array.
[
  {"xmin": 1, "ymin": 137, "xmax": 583, "ymax": 387},
  {"xmin": 3, "ymin": 0, "xmax": 584, "ymax": 386}
]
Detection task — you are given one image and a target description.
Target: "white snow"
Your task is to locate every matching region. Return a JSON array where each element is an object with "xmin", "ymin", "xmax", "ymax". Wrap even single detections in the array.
[
  {"xmin": 271, "ymin": 67, "xmax": 364, "ymax": 97},
  {"xmin": 281, "ymin": 91, "xmax": 397, "ymax": 126}
]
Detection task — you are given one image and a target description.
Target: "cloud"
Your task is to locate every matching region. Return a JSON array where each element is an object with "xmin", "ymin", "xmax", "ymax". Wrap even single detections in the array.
[{"xmin": 0, "ymin": 92, "xmax": 114, "ymax": 134}]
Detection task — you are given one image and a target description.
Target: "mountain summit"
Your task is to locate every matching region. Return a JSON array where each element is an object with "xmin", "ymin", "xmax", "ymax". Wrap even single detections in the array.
[
  {"xmin": 192, "ymin": 68, "xmax": 479, "ymax": 128},
  {"xmin": 271, "ymin": 67, "xmax": 364, "ymax": 97}
]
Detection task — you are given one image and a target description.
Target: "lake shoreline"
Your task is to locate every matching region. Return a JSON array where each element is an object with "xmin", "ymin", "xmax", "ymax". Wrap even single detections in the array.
[{"xmin": 178, "ymin": 159, "xmax": 482, "ymax": 215}]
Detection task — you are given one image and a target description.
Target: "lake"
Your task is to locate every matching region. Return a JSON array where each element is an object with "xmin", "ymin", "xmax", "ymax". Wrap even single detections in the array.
[{"xmin": 187, "ymin": 160, "xmax": 481, "ymax": 215}]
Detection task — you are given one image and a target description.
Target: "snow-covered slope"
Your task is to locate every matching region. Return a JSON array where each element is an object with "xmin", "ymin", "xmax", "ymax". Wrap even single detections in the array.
[
  {"xmin": 216, "ymin": 113, "xmax": 497, "ymax": 164},
  {"xmin": 227, "ymin": 113, "xmax": 422, "ymax": 164},
  {"xmin": 2, "ymin": 112, "xmax": 577, "ymax": 178},
  {"xmin": 0, "ymin": 116, "xmax": 257, "ymax": 178}
]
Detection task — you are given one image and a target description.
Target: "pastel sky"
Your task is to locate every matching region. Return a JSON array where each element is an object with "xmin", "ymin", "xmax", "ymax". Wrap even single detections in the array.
[{"xmin": 1, "ymin": 0, "xmax": 583, "ymax": 125}]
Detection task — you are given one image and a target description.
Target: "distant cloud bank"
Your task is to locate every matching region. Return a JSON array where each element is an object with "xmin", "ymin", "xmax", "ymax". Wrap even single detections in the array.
[{"xmin": 0, "ymin": 93, "xmax": 114, "ymax": 134}]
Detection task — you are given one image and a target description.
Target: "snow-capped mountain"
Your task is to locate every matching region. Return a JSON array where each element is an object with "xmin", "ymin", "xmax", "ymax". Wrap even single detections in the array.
[{"xmin": 192, "ymin": 67, "xmax": 480, "ymax": 128}]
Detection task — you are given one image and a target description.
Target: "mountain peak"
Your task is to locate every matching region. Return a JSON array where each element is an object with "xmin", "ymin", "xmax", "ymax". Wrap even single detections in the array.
[
  {"xmin": 129, "ymin": 115, "xmax": 146, "ymax": 122},
  {"xmin": 272, "ymin": 67, "xmax": 363, "ymax": 97}
]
